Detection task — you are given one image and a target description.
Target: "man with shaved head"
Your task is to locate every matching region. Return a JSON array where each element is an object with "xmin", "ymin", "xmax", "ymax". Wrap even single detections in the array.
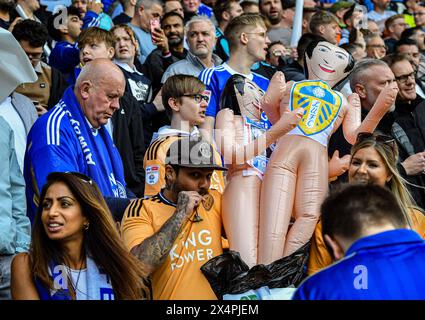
[
  {"xmin": 24, "ymin": 59, "xmax": 129, "ymax": 223},
  {"xmin": 75, "ymin": 59, "xmax": 125, "ymax": 128}
]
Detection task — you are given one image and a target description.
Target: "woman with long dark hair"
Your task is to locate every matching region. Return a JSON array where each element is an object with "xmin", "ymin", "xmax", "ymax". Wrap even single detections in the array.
[{"xmin": 11, "ymin": 172, "xmax": 150, "ymax": 300}]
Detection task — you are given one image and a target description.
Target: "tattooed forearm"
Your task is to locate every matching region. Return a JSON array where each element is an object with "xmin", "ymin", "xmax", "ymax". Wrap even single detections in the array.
[{"xmin": 131, "ymin": 195, "xmax": 190, "ymax": 275}]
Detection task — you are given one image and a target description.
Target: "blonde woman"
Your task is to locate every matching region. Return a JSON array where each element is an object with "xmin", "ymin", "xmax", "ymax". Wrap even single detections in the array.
[{"xmin": 308, "ymin": 133, "xmax": 425, "ymax": 275}]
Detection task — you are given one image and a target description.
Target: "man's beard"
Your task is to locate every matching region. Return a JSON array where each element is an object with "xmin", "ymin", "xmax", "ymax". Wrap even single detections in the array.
[
  {"xmin": 168, "ymin": 34, "xmax": 183, "ymax": 46},
  {"xmin": 0, "ymin": 0, "xmax": 16, "ymax": 12},
  {"xmin": 192, "ymin": 47, "xmax": 209, "ymax": 59},
  {"xmin": 268, "ymin": 15, "xmax": 282, "ymax": 25}
]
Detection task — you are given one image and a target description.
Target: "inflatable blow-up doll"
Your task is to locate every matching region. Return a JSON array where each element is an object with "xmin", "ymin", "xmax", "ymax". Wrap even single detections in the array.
[
  {"xmin": 215, "ymin": 74, "xmax": 304, "ymax": 267},
  {"xmin": 258, "ymin": 40, "xmax": 399, "ymax": 264}
]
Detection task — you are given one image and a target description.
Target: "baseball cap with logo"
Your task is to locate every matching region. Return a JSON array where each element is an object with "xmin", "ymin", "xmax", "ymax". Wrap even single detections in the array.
[{"xmin": 165, "ymin": 137, "xmax": 227, "ymax": 171}]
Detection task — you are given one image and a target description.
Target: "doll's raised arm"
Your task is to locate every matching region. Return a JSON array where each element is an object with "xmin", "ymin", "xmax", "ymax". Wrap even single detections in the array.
[
  {"xmin": 215, "ymin": 108, "xmax": 303, "ymax": 165},
  {"xmin": 261, "ymin": 71, "xmax": 287, "ymax": 124},
  {"xmin": 344, "ymin": 83, "xmax": 398, "ymax": 144},
  {"xmin": 341, "ymin": 93, "xmax": 362, "ymax": 145}
]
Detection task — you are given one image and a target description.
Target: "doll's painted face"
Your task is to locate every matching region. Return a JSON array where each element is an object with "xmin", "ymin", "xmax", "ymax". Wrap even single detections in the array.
[
  {"xmin": 306, "ymin": 41, "xmax": 351, "ymax": 84},
  {"xmin": 234, "ymin": 77, "xmax": 265, "ymax": 121}
]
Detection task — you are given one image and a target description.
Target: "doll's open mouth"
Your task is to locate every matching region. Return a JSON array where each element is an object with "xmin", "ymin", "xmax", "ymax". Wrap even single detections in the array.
[{"xmin": 319, "ymin": 64, "xmax": 335, "ymax": 73}]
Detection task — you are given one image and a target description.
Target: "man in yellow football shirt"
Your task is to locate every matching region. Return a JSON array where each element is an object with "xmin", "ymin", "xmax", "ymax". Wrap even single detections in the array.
[{"xmin": 121, "ymin": 136, "xmax": 227, "ymax": 299}]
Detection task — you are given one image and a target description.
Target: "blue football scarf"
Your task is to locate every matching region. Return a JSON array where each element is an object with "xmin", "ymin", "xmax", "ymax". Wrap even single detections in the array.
[
  {"xmin": 60, "ymin": 87, "xmax": 127, "ymax": 199},
  {"xmin": 35, "ymin": 255, "xmax": 115, "ymax": 300}
]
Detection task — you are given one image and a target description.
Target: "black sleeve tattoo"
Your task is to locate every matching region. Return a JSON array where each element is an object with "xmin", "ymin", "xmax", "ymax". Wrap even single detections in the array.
[{"xmin": 130, "ymin": 194, "xmax": 190, "ymax": 275}]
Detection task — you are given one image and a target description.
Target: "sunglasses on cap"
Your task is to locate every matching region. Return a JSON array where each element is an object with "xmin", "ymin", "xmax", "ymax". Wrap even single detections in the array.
[
  {"xmin": 356, "ymin": 132, "xmax": 396, "ymax": 149},
  {"xmin": 65, "ymin": 171, "xmax": 94, "ymax": 185}
]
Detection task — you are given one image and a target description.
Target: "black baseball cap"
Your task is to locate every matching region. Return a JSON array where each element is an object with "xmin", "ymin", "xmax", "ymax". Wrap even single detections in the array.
[{"xmin": 165, "ymin": 137, "xmax": 227, "ymax": 171}]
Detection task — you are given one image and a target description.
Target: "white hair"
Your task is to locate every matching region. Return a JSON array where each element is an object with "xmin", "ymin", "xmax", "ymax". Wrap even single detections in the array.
[{"xmin": 184, "ymin": 15, "xmax": 216, "ymax": 36}]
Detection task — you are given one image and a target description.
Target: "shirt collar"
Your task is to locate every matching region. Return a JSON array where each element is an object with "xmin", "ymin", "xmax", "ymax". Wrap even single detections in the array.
[
  {"xmin": 157, "ymin": 125, "xmax": 200, "ymax": 138},
  {"xmin": 187, "ymin": 51, "xmax": 223, "ymax": 68},
  {"xmin": 114, "ymin": 60, "xmax": 143, "ymax": 75},
  {"xmin": 346, "ymin": 229, "xmax": 424, "ymax": 256},
  {"xmin": 223, "ymin": 63, "xmax": 253, "ymax": 80},
  {"xmin": 159, "ymin": 190, "xmax": 176, "ymax": 207},
  {"xmin": 85, "ymin": 116, "xmax": 99, "ymax": 136}
]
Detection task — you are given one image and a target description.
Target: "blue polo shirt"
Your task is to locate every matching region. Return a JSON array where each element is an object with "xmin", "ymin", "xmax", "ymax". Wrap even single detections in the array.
[{"xmin": 293, "ymin": 229, "xmax": 425, "ymax": 300}]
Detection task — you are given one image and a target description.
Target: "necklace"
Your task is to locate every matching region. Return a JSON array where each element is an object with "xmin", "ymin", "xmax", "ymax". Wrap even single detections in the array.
[{"xmin": 67, "ymin": 258, "xmax": 85, "ymax": 299}]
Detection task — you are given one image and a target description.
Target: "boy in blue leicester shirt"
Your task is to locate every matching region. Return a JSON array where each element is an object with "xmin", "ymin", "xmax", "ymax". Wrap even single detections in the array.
[
  {"xmin": 293, "ymin": 184, "xmax": 425, "ymax": 300},
  {"xmin": 199, "ymin": 13, "xmax": 271, "ymax": 138}
]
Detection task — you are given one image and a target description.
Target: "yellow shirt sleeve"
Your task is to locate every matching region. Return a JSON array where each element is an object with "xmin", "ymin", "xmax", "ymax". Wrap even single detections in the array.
[
  {"xmin": 410, "ymin": 208, "xmax": 425, "ymax": 238},
  {"xmin": 144, "ymin": 159, "xmax": 165, "ymax": 197},
  {"xmin": 121, "ymin": 199, "xmax": 155, "ymax": 251},
  {"xmin": 307, "ymin": 220, "xmax": 334, "ymax": 275},
  {"xmin": 143, "ymin": 137, "xmax": 176, "ymax": 197}
]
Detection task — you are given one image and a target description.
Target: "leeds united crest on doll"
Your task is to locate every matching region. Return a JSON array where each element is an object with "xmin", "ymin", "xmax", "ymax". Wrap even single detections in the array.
[{"xmin": 289, "ymin": 80, "xmax": 342, "ymax": 136}]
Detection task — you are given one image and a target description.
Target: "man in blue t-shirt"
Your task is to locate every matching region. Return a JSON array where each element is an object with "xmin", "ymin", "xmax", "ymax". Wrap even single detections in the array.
[
  {"xmin": 293, "ymin": 184, "xmax": 425, "ymax": 300},
  {"xmin": 198, "ymin": 13, "xmax": 271, "ymax": 138}
]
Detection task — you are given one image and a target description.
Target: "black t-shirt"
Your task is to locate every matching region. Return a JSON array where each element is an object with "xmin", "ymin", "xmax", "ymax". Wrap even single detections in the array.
[
  {"xmin": 251, "ymin": 62, "xmax": 277, "ymax": 81},
  {"xmin": 0, "ymin": 17, "xmax": 10, "ymax": 29},
  {"xmin": 394, "ymin": 97, "xmax": 425, "ymax": 153},
  {"xmin": 113, "ymin": 13, "xmax": 131, "ymax": 25}
]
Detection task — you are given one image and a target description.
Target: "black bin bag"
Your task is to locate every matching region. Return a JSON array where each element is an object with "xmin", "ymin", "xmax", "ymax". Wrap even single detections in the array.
[{"xmin": 200, "ymin": 242, "xmax": 310, "ymax": 300}]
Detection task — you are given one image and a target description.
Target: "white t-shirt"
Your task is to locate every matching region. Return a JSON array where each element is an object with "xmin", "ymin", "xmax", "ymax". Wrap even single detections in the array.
[{"xmin": 69, "ymin": 268, "xmax": 88, "ymax": 300}]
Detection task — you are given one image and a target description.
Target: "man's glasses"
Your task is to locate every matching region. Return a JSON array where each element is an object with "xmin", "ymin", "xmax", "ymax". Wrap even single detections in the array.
[
  {"xmin": 356, "ymin": 132, "xmax": 396, "ymax": 149},
  {"xmin": 25, "ymin": 51, "xmax": 45, "ymax": 62},
  {"xmin": 395, "ymin": 71, "xmax": 415, "ymax": 84},
  {"xmin": 181, "ymin": 94, "xmax": 210, "ymax": 104}
]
